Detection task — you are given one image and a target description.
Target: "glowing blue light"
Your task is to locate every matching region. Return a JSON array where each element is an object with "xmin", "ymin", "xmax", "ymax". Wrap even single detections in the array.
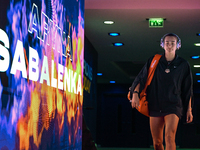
[
  {"xmin": 197, "ymin": 33, "xmax": 200, "ymax": 36},
  {"xmin": 110, "ymin": 81, "xmax": 115, "ymax": 83},
  {"xmin": 97, "ymin": 73, "xmax": 102, "ymax": 76},
  {"xmin": 198, "ymin": 80, "xmax": 200, "ymax": 83},
  {"xmin": 196, "ymin": 73, "xmax": 200, "ymax": 76},
  {"xmin": 191, "ymin": 56, "xmax": 199, "ymax": 59},
  {"xmin": 113, "ymin": 43, "xmax": 124, "ymax": 46},
  {"xmin": 109, "ymin": 33, "xmax": 120, "ymax": 36}
]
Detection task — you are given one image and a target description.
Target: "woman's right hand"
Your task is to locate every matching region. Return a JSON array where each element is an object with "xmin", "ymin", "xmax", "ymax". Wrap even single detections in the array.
[{"xmin": 131, "ymin": 93, "xmax": 139, "ymax": 109}]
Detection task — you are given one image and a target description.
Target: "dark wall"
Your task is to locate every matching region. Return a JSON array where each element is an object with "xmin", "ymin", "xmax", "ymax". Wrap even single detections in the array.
[
  {"xmin": 96, "ymin": 83, "xmax": 151, "ymax": 148},
  {"xmin": 96, "ymin": 83, "xmax": 200, "ymax": 148},
  {"xmin": 83, "ymin": 36, "xmax": 98, "ymax": 142},
  {"xmin": 179, "ymin": 85, "xmax": 200, "ymax": 148}
]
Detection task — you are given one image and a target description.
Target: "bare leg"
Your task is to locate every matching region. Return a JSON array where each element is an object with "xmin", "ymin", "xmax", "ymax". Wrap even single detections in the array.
[
  {"xmin": 164, "ymin": 114, "xmax": 179, "ymax": 150},
  {"xmin": 150, "ymin": 117, "xmax": 165, "ymax": 150}
]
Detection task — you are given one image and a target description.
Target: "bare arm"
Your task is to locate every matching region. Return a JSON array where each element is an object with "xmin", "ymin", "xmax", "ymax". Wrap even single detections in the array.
[
  {"xmin": 133, "ymin": 83, "xmax": 140, "ymax": 93},
  {"xmin": 127, "ymin": 83, "xmax": 140, "ymax": 109},
  {"xmin": 187, "ymin": 97, "xmax": 192, "ymax": 110},
  {"xmin": 186, "ymin": 97, "xmax": 193, "ymax": 123}
]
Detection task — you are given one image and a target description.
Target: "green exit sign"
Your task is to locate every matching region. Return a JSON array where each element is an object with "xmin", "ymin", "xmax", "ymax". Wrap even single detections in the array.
[{"xmin": 149, "ymin": 18, "xmax": 164, "ymax": 28}]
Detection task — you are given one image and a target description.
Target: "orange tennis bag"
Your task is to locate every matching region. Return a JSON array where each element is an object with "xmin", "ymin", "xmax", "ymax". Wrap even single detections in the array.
[{"xmin": 129, "ymin": 54, "xmax": 162, "ymax": 117}]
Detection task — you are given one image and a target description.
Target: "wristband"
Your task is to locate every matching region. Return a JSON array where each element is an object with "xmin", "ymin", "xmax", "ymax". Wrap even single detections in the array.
[{"xmin": 133, "ymin": 91, "xmax": 139, "ymax": 94}]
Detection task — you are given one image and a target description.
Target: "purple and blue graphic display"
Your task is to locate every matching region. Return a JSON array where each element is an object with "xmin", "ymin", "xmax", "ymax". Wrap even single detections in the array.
[{"xmin": 0, "ymin": 0, "xmax": 84, "ymax": 149}]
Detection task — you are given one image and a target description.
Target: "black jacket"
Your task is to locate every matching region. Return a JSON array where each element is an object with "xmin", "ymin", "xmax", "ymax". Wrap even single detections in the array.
[{"xmin": 130, "ymin": 53, "xmax": 193, "ymax": 118}]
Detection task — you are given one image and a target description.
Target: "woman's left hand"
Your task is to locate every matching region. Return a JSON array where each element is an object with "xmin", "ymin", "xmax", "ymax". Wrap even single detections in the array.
[{"xmin": 186, "ymin": 109, "xmax": 193, "ymax": 123}]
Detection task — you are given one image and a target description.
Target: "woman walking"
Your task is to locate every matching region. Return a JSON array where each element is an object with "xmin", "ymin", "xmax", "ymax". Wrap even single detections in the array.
[{"xmin": 128, "ymin": 33, "xmax": 193, "ymax": 150}]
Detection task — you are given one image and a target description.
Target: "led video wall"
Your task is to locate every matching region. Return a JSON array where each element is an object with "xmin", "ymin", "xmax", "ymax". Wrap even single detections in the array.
[{"xmin": 0, "ymin": 0, "xmax": 84, "ymax": 149}]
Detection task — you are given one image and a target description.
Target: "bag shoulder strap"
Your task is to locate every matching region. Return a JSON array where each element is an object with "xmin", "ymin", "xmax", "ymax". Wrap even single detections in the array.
[{"xmin": 143, "ymin": 54, "xmax": 162, "ymax": 92}]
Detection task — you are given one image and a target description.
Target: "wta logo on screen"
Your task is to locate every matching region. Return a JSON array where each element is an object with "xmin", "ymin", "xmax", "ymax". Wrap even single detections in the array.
[{"xmin": 0, "ymin": 4, "xmax": 82, "ymax": 95}]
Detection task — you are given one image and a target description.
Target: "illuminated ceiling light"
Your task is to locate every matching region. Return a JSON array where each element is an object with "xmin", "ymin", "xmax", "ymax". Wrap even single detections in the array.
[
  {"xmin": 113, "ymin": 42, "xmax": 124, "ymax": 46},
  {"xmin": 97, "ymin": 73, "xmax": 102, "ymax": 76},
  {"xmin": 194, "ymin": 65, "xmax": 200, "ymax": 68},
  {"xmin": 191, "ymin": 55, "xmax": 200, "ymax": 59},
  {"xmin": 104, "ymin": 21, "xmax": 114, "ymax": 24},
  {"xmin": 196, "ymin": 73, "xmax": 200, "ymax": 75},
  {"xmin": 194, "ymin": 43, "xmax": 200, "ymax": 46},
  {"xmin": 110, "ymin": 81, "xmax": 115, "ymax": 83},
  {"xmin": 108, "ymin": 32, "xmax": 120, "ymax": 36},
  {"xmin": 198, "ymin": 80, "xmax": 200, "ymax": 83}
]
